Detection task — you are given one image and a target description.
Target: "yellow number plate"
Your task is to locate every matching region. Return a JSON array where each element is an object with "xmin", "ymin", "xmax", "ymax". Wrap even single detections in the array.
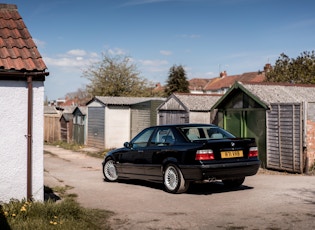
[{"xmin": 221, "ymin": 150, "xmax": 243, "ymax": 158}]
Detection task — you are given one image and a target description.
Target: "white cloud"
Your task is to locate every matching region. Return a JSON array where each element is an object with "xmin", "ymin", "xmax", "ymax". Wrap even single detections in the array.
[
  {"xmin": 160, "ymin": 50, "xmax": 172, "ymax": 56},
  {"xmin": 67, "ymin": 49, "xmax": 87, "ymax": 56},
  {"xmin": 43, "ymin": 57, "xmax": 84, "ymax": 67},
  {"xmin": 139, "ymin": 59, "xmax": 168, "ymax": 67},
  {"xmin": 108, "ymin": 48, "xmax": 126, "ymax": 55},
  {"xmin": 43, "ymin": 50, "xmax": 100, "ymax": 68}
]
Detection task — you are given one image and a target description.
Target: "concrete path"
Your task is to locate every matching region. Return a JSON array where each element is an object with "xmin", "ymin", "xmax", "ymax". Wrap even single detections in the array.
[{"xmin": 44, "ymin": 145, "xmax": 315, "ymax": 230}]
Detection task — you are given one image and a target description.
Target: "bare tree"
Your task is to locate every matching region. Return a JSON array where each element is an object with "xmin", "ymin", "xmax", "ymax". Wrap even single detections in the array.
[{"xmin": 82, "ymin": 53, "xmax": 154, "ymax": 97}]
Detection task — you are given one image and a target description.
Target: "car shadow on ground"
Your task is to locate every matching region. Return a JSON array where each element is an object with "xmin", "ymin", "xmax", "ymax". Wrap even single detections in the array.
[
  {"xmin": 187, "ymin": 182, "xmax": 253, "ymax": 195},
  {"xmin": 113, "ymin": 179, "xmax": 253, "ymax": 195}
]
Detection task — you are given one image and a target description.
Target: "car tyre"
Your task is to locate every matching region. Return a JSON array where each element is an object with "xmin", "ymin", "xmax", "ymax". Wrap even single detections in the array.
[
  {"xmin": 222, "ymin": 177, "xmax": 245, "ymax": 188},
  {"xmin": 163, "ymin": 164, "xmax": 189, "ymax": 194},
  {"xmin": 103, "ymin": 159, "xmax": 118, "ymax": 182}
]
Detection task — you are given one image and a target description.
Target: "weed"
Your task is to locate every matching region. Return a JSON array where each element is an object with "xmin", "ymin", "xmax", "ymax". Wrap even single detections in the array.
[{"xmin": 0, "ymin": 198, "xmax": 113, "ymax": 230}]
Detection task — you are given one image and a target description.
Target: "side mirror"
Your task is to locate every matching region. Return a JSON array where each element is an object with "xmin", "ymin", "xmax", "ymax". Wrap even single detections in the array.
[{"xmin": 124, "ymin": 142, "xmax": 132, "ymax": 149}]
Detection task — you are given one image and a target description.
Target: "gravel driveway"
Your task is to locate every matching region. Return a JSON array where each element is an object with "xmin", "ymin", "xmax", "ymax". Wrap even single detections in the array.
[{"xmin": 44, "ymin": 145, "xmax": 315, "ymax": 230}]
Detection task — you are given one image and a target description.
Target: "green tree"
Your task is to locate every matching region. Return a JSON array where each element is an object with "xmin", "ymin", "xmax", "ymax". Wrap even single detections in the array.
[
  {"xmin": 266, "ymin": 51, "xmax": 315, "ymax": 84},
  {"xmin": 83, "ymin": 53, "xmax": 154, "ymax": 97},
  {"xmin": 164, "ymin": 64, "xmax": 190, "ymax": 96}
]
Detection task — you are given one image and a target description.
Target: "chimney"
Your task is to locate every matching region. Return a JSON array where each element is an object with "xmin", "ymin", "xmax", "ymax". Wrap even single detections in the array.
[
  {"xmin": 264, "ymin": 63, "xmax": 272, "ymax": 72},
  {"xmin": 220, "ymin": 71, "xmax": 227, "ymax": 78}
]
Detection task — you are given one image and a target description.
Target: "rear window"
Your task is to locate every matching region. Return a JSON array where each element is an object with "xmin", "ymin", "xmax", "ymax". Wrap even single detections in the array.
[{"xmin": 180, "ymin": 126, "xmax": 235, "ymax": 141}]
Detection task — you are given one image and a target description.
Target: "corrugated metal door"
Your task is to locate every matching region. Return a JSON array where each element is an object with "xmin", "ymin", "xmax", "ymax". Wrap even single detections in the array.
[
  {"xmin": 87, "ymin": 107, "xmax": 105, "ymax": 149},
  {"xmin": 266, "ymin": 103, "xmax": 303, "ymax": 173}
]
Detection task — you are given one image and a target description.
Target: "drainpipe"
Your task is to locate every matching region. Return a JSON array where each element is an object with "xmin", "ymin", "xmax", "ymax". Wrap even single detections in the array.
[{"xmin": 27, "ymin": 75, "xmax": 33, "ymax": 201}]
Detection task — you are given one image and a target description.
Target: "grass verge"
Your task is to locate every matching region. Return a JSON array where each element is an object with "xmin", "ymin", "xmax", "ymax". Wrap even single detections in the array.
[
  {"xmin": 45, "ymin": 141, "xmax": 110, "ymax": 158},
  {"xmin": 0, "ymin": 198, "xmax": 113, "ymax": 230}
]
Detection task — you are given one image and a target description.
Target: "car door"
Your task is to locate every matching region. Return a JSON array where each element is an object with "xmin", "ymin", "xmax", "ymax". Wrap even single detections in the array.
[
  {"xmin": 119, "ymin": 127, "xmax": 155, "ymax": 178},
  {"xmin": 142, "ymin": 127, "xmax": 176, "ymax": 181}
]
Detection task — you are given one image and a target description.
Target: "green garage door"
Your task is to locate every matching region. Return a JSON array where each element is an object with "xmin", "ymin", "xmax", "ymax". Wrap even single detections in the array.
[{"xmin": 225, "ymin": 109, "xmax": 266, "ymax": 165}]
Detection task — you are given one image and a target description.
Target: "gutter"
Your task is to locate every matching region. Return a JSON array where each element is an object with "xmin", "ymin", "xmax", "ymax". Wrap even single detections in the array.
[
  {"xmin": 25, "ymin": 72, "xmax": 49, "ymax": 201},
  {"xmin": 27, "ymin": 75, "xmax": 33, "ymax": 200}
]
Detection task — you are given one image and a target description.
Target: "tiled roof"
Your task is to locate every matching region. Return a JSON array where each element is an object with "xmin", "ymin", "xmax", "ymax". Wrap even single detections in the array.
[
  {"xmin": 61, "ymin": 113, "xmax": 73, "ymax": 122},
  {"xmin": 189, "ymin": 78, "xmax": 211, "ymax": 91},
  {"xmin": 240, "ymin": 82, "xmax": 315, "ymax": 105},
  {"xmin": 76, "ymin": 106, "xmax": 87, "ymax": 115},
  {"xmin": 203, "ymin": 71, "xmax": 265, "ymax": 91},
  {"xmin": 61, "ymin": 106, "xmax": 76, "ymax": 114},
  {"xmin": 173, "ymin": 93, "xmax": 221, "ymax": 111},
  {"xmin": 0, "ymin": 4, "xmax": 47, "ymax": 72}
]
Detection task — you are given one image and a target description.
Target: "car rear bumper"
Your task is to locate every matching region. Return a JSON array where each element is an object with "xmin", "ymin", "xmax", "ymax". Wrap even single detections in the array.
[{"xmin": 180, "ymin": 160, "xmax": 260, "ymax": 181}]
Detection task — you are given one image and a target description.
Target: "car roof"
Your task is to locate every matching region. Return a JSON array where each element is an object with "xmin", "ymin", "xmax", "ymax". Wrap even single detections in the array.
[{"xmin": 149, "ymin": 124, "xmax": 217, "ymax": 129}]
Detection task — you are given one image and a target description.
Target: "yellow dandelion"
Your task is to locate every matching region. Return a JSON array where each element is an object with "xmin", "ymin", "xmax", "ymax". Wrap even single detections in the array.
[
  {"xmin": 54, "ymin": 222, "xmax": 58, "ymax": 225},
  {"xmin": 50, "ymin": 221, "xmax": 54, "ymax": 225},
  {"xmin": 54, "ymin": 215, "xmax": 58, "ymax": 219},
  {"xmin": 20, "ymin": 206, "xmax": 27, "ymax": 212},
  {"xmin": 12, "ymin": 213, "xmax": 16, "ymax": 217},
  {"xmin": 4, "ymin": 211, "xmax": 8, "ymax": 217}
]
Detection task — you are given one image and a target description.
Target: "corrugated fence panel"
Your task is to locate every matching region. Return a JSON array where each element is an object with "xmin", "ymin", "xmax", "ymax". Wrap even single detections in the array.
[
  {"xmin": 267, "ymin": 103, "xmax": 303, "ymax": 173},
  {"xmin": 131, "ymin": 102, "xmax": 151, "ymax": 139},
  {"xmin": 87, "ymin": 107, "xmax": 105, "ymax": 149}
]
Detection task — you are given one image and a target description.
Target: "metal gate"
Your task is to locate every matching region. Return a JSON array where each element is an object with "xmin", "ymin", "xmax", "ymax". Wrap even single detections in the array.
[{"xmin": 266, "ymin": 103, "xmax": 303, "ymax": 173}]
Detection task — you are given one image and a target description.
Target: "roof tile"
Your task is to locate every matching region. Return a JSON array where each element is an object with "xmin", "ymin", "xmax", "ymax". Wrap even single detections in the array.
[
  {"xmin": 204, "ymin": 72, "xmax": 265, "ymax": 91},
  {"xmin": 0, "ymin": 4, "xmax": 47, "ymax": 72},
  {"xmin": 240, "ymin": 82, "xmax": 315, "ymax": 105},
  {"xmin": 173, "ymin": 93, "xmax": 221, "ymax": 111}
]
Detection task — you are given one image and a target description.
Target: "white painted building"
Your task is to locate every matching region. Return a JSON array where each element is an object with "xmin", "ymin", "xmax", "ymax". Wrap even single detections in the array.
[
  {"xmin": 86, "ymin": 96, "xmax": 165, "ymax": 149},
  {"xmin": 0, "ymin": 4, "xmax": 49, "ymax": 202},
  {"xmin": 0, "ymin": 81, "xmax": 45, "ymax": 201}
]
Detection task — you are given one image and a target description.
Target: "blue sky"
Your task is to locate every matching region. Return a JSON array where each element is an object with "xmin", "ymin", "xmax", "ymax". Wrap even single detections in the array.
[{"xmin": 7, "ymin": 0, "xmax": 315, "ymax": 100}]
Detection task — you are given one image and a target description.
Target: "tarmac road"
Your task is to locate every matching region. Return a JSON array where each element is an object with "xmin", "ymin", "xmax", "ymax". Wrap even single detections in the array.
[{"xmin": 44, "ymin": 145, "xmax": 315, "ymax": 230}]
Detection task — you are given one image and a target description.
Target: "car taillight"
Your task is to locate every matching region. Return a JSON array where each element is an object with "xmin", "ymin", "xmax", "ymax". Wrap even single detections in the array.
[
  {"xmin": 195, "ymin": 149, "xmax": 214, "ymax": 160},
  {"xmin": 248, "ymin": 147, "xmax": 258, "ymax": 157}
]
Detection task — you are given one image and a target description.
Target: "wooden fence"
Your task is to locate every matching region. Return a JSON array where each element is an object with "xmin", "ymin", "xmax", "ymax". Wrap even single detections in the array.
[
  {"xmin": 266, "ymin": 103, "xmax": 303, "ymax": 173},
  {"xmin": 44, "ymin": 114, "xmax": 61, "ymax": 143}
]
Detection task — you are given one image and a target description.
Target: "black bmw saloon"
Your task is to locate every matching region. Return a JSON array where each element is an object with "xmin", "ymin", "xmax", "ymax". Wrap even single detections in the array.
[{"xmin": 102, "ymin": 124, "xmax": 260, "ymax": 193}]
